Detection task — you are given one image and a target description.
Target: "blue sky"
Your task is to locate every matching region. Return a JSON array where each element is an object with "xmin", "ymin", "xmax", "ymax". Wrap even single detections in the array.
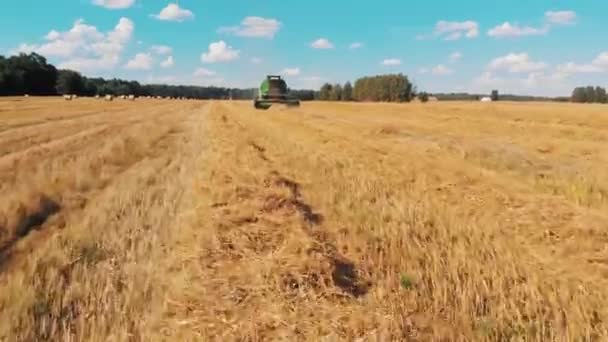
[{"xmin": 1, "ymin": 0, "xmax": 606, "ymax": 96}]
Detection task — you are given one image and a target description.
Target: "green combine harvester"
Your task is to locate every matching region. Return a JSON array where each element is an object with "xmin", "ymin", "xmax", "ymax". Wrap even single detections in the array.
[{"xmin": 254, "ymin": 75, "xmax": 300, "ymax": 110}]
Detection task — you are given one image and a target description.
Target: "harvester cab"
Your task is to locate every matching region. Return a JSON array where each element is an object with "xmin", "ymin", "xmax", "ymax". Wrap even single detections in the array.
[{"xmin": 254, "ymin": 75, "xmax": 301, "ymax": 110}]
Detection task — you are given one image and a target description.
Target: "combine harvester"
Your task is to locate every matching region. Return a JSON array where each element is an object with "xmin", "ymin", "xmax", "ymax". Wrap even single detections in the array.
[{"xmin": 254, "ymin": 75, "xmax": 300, "ymax": 110}]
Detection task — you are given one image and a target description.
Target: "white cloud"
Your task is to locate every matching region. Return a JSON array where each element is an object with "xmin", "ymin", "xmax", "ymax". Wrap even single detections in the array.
[
  {"xmin": 382, "ymin": 59, "xmax": 401, "ymax": 66},
  {"xmin": 125, "ymin": 53, "xmax": 152, "ymax": 70},
  {"xmin": 218, "ymin": 17, "xmax": 281, "ymax": 39},
  {"xmin": 150, "ymin": 45, "xmax": 172, "ymax": 55},
  {"xmin": 546, "ymin": 11, "xmax": 577, "ymax": 25},
  {"xmin": 311, "ymin": 38, "xmax": 334, "ymax": 49},
  {"xmin": 160, "ymin": 56, "xmax": 174, "ymax": 68},
  {"xmin": 349, "ymin": 42, "xmax": 363, "ymax": 49},
  {"xmin": 251, "ymin": 57, "xmax": 262, "ymax": 64},
  {"xmin": 434, "ymin": 20, "xmax": 479, "ymax": 40},
  {"xmin": 12, "ymin": 17, "xmax": 134, "ymax": 73},
  {"xmin": 201, "ymin": 41, "xmax": 240, "ymax": 63},
  {"xmin": 474, "ymin": 71, "xmax": 503, "ymax": 86},
  {"xmin": 593, "ymin": 52, "xmax": 608, "ymax": 69},
  {"xmin": 488, "ymin": 53, "xmax": 547, "ymax": 73},
  {"xmin": 555, "ymin": 52, "xmax": 608, "ymax": 76},
  {"xmin": 194, "ymin": 68, "xmax": 217, "ymax": 77},
  {"xmin": 449, "ymin": 52, "xmax": 462, "ymax": 63},
  {"xmin": 153, "ymin": 3, "xmax": 194, "ymax": 22},
  {"xmin": 92, "ymin": 0, "xmax": 135, "ymax": 9},
  {"xmin": 488, "ymin": 22, "xmax": 548, "ymax": 38},
  {"xmin": 432, "ymin": 64, "xmax": 453, "ymax": 75},
  {"xmin": 556, "ymin": 62, "xmax": 602, "ymax": 74},
  {"xmin": 281, "ymin": 67, "xmax": 301, "ymax": 76},
  {"xmin": 418, "ymin": 68, "xmax": 429, "ymax": 74}
]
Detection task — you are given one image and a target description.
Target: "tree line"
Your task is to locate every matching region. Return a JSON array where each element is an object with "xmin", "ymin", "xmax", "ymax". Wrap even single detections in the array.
[
  {"xmin": 318, "ymin": 74, "xmax": 414, "ymax": 102},
  {"xmin": 0, "ymin": 52, "xmax": 317, "ymax": 100},
  {"xmin": 571, "ymin": 86, "xmax": 607, "ymax": 103}
]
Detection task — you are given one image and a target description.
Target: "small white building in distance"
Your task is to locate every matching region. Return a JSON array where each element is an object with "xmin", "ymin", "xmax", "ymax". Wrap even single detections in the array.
[{"xmin": 480, "ymin": 96, "xmax": 492, "ymax": 102}]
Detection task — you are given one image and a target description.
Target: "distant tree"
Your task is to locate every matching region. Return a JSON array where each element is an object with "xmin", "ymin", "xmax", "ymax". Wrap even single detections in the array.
[
  {"xmin": 595, "ymin": 86, "xmax": 607, "ymax": 104},
  {"xmin": 491, "ymin": 90, "xmax": 499, "ymax": 101},
  {"xmin": 330, "ymin": 84, "xmax": 342, "ymax": 101},
  {"xmin": 0, "ymin": 52, "xmax": 57, "ymax": 95},
  {"xmin": 57, "ymin": 70, "xmax": 85, "ymax": 95},
  {"xmin": 572, "ymin": 87, "xmax": 587, "ymax": 103},
  {"xmin": 342, "ymin": 81, "xmax": 353, "ymax": 101},
  {"xmin": 586, "ymin": 86, "xmax": 597, "ymax": 103},
  {"xmin": 419, "ymin": 92, "xmax": 429, "ymax": 103},
  {"xmin": 351, "ymin": 74, "xmax": 413, "ymax": 102},
  {"xmin": 319, "ymin": 83, "xmax": 332, "ymax": 101}
]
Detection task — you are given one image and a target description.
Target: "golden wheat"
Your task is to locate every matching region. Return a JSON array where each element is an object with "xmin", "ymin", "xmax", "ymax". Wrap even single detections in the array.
[{"xmin": 1, "ymin": 98, "xmax": 607, "ymax": 341}]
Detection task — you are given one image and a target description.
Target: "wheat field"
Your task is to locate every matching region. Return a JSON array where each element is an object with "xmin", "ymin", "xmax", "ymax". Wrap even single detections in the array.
[{"xmin": 1, "ymin": 97, "xmax": 608, "ymax": 341}]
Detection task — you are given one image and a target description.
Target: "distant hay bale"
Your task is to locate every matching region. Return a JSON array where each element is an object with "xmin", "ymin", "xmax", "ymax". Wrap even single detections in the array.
[
  {"xmin": 120, "ymin": 95, "xmax": 127, "ymax": 100},
  {"xmin": 95, "ymin": 95, "xmax": 100, "ymax": 99},
  {"xmin": 63, "ymin": 94, "xmax": 73, "ymax": 101},
  {"xmin": 105, "ymin": 95, "xmax": 114, "ymax": 101},
  {"xmin": 24, "ymin": 94, "xmax": 29, "ymax": 98},
  {"xmin": 480, "ymin": 97, "xmax": 492, "ymax": 102},
  {"xmin": 428, "ymin": 96, "xmax": 438, "ymax": 102},
  {"xmin": 128, "ymin": 94, "xmax": 135, "ymax": 101}
]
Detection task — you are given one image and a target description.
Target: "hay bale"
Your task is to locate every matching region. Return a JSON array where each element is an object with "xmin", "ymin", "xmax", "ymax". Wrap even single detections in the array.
[
  {"xmin": 105, "ymin": 95, "xmax": 114, "ymax": 101},
  {"xmin": 63, "ymin": 94, "xmax": 73, "ymax": 101}
]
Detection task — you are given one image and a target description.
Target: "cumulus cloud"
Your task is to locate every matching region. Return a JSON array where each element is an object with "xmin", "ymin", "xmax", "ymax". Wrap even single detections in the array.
[
  {"xmin": 125, "ymin": 53, "xmax": 152, "ymax": 70},
  {"xmin": 92, "ymin": 0, "xmax": 135, "ymax": 9},
  {"xmin": 160, "ymin": 56, "xmax": 174, "ymax": 68},
  {"xmin": 201, "ymin": 41, "xmax": 240, "ymax": 63},
  {"xmin": 434, "ymin": 20, "xmax": 479, "ymax": 40},
  {"xmin": 555, "ymin": 52, "xmax": 608, "ymax": 76},
  {"xmin": 488, "ymin": 22, "xmax": 548, "ymax": 38},
  {"xmin": 281, "ymin": 68, "xmax": 301, "ymax": 76},
  {"xmin": 546, "ymin": 10, "xmax": 577, "ymax": 25},
  {"xmin": 12, "ymin": 17, "xmax": 134, "ymax": 73},
  {"xmin": 432, "ymin": 64, "xmax": 453, "ymax": 75},
  {"xmin": 311, "ymin": 38, "xmax": 334, "ymax": 49},
  {"xmin": 218, "ymin": 17, "xmax": 281, "ymax": 39},
  {"xmin": 150, "ymin": 45, "xmax": 172, "ymax": 55},
  {"xmin": 382, "ymin": 59, "xmax": 401, "ymax": 66},
  {"xmin": 488, "ymin": 53, "xmax": 547, "ymax": 73},
  {"xmin": 449, "ymin": 52, "xmax": 462, "ymax": 63},
  {"xmin": 153, "ymin": 3, "xmax": 194, "ymax": 22},
  {"xmin": 349, "ymin": 42, "xmax": 363, "ymax": 49},
  {"xmin": 194, "ymin": 68, "xmax": 217, "ymax": 77}
]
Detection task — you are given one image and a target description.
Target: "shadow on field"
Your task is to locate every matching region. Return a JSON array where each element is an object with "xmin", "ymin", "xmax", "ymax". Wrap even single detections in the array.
[
  {"xmin": 0, "ymin": 194, "xmax": 61, "ymax": 270},
  {"xmin": 269, "ymin": 172, "xmax": 370, "ymax": 297}
]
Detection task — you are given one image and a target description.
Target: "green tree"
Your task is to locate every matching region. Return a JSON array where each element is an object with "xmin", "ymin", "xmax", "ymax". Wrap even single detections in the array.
[
  {"xmin": 586, "ymin": 86, "xmax": 597, "ymax": 103},
  {"xmin": 572, "ymin": 87, "xmax": 587, "ymax": 103},
  {"xmin": 330, "ymin": 84, "xmax": 342, "ymax": 101},
  {"xmin": 319, "ymin": 83, "xmax": 332, "ymax": 101},
  {"xmin": 342, "ymin": 82, "xmax": 353, "ymax": 101},
  {"xmin": 56, "ymin": 70, "xmax": 85, "ymax": 95},
  {"xmin": 419, "ymin": 92, "xmax": 429, "ymax": 103},
  {"xmin": 595, "ymin": 86, "xmax": 607, "ymax": 104}
]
